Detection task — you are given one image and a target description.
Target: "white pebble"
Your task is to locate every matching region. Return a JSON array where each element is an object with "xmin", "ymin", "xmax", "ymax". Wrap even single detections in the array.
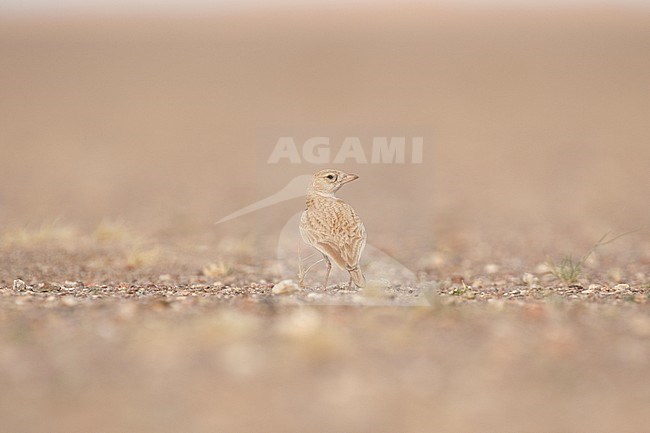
[
  {"xmin": 306, "ymin": 292, "xmax": 323, "ymax": 301},
  {"xmin": 522, "ymin": 273, "xmax": 538, "ymax": 286},
  {"xmin": 272, "ymin": 279, "xmax": 299, "ymax": 295}
]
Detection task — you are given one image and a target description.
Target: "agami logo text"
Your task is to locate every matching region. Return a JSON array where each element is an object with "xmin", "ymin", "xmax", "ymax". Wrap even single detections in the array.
[{"xmin": 268, "ymin": 136, "xmax": 424, "ymax": 164}]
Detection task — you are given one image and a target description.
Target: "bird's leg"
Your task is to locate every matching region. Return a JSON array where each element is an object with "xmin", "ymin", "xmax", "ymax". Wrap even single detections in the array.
[
  {"xmin": 299, "ymin": 258, "xmax": 324, "ymax": 287},
  {"xmin": 323, "ymin": 255, "xmax": 332, "ymax": 289}
]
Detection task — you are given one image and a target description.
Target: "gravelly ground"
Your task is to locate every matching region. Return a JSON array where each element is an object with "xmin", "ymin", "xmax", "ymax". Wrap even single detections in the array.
[{"xmin": 1, "ymin": 236, "xmax": 649, "ymax": 433}]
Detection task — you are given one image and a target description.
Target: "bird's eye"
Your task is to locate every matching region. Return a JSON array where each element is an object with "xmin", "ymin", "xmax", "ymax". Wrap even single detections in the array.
[{"xmin": 326, "ymin": 174, "xmax": 335, "ymax": 180}]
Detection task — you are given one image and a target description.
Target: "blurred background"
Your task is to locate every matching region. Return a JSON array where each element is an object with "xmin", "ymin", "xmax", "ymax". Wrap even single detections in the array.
[
  {"xmin": 2, "ymin": 0, "xmax": 649, "ymax": 262},
  {"xmin": 2, "ymin": 2, "xmax": 650, "ymax": 433}
]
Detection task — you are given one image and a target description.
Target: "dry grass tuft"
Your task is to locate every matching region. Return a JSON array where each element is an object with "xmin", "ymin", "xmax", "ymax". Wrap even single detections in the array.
[
  {"xmin": 217, "ymin": 236, "xmax": 256, "ymax": 258},
  {"xmin": 1, "ymin": 220, "xmax": 77, "ymax": 247},
  {"xmin": 94, "ymin": 219, "xmax": 131, "ymax": 242},
  {"xmin": 549, "ymin": 256, "xmax": 583, "ymax": 283},
  {"xmin": 125, "ymin": 247, "xmax": 160, "ymax": 269},
  {"xmin": 202, "ymin": 261, "xmax": 232, "ymax": 278}
]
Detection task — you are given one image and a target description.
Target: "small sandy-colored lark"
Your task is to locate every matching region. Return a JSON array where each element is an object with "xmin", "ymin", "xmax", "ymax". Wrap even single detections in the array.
[{"xmin": 299, "ymin": 169, "xmax": 367, "ymax": 288}]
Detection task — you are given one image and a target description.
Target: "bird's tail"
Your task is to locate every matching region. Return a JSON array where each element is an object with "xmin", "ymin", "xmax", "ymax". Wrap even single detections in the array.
[{"xmin": 348, "ymin": 266, "xmax": 366, "ymax": 288}]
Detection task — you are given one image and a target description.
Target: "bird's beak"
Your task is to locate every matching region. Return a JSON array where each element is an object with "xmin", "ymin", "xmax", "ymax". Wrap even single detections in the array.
[{"xmin": 341, "ymin": 174, "xmax": 359, "ymax": 184}]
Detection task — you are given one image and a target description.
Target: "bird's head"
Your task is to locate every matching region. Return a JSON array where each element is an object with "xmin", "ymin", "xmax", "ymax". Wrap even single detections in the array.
[{"xmin": 310, "ymin": 169, "xmax": 359, "ymax": 195}]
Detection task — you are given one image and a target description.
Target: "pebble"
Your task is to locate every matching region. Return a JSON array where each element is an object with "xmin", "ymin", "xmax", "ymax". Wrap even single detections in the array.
[
  {"xmin": 614, "ymin": 283, "xmax": 630, "ymax": 292},
  {"xmin": 306, "ymin": 292, "xmax": 323, "ymax": 301},
  {"xmin": 272, "ymin": 279, "xmax": 299, "ymax": 295},
  {"xmin": 13, "ymin": 279, "xmax": 26, "ymax": 290},
  {"xmin": 522, "ymin": 273, "xmax": 538, "ymax": 286},
  {"xmin": 33, "ymin": 282, "xmax": 59, "ymax": 293}
]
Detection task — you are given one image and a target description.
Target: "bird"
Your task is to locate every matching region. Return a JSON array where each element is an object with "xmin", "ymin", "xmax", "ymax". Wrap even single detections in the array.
[{"xmin": 299, "ymin": 169, "xmax": 367, "ymax": 288}]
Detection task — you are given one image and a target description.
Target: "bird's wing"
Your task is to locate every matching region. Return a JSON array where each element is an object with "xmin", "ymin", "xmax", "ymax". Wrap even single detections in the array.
[
  {"xmin": 300, "ymin": 201, "xmax": 366, "ymax": 270},
  {"xmin": 336, "ymin": 209, "xmax": 366, "ymax": 269},
  {"xmin": 300, "ymin": 211, "xmax": 343, "ymax": 268}
]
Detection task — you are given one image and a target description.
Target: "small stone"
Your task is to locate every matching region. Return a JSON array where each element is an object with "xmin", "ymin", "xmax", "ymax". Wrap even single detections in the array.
[
  {"xmin": 522, "ymin": 273, "xmax": 538, "ymax": 286},
  {"xmin": 272, "ymin": 279, "xmax": 299, "ymax": 295},
  {"xmin": 614, "ymin": 283, "xmax": 630, "ymax": 292},
  {"xmin": 588, "ymin": 284, "xmax": 601, "ymax": 291},
  {"xmin": 13, "ymin": 279, "xmax": 26, "ymax": 290},
  {"xmin": 581, "ymin": 289, "xmax": 594, "ymax": 295},
  {"xmin": 306, "ymin": 292, "xmax": 323, "ymax": 301},
  {"xmin": 485, "ymin": 264, "xmax": 499, "ymax": 274},
  {"xmin": 33, "ymin": 282, "xmax": 60, "ymax": 293}
]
